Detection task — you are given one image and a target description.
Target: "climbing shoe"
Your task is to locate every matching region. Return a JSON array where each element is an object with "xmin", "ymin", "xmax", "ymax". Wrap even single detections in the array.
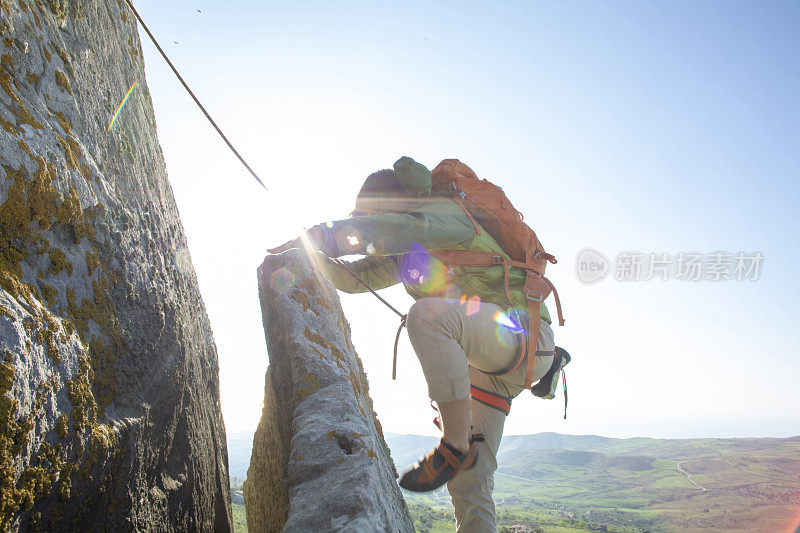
[
  {"xmin": 398, "ymin": 438, "xmax": 479, "ymax": 492},
  {"xmin": 531, "ymin": 346, "xmax": 571, "ymax": 399}
]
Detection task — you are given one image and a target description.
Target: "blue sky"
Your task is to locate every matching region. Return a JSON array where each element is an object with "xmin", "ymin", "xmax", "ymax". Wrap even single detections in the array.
[{"xmin": 130, "ymin": 0, "xmax": 799, "ymax": 438}]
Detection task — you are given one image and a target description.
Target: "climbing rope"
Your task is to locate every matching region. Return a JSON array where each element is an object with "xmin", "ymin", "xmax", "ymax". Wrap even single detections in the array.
[
  {"xmin": 329, "ymin": 258, "xmax": 407, "ymax": 380},
  {"xmin": 124, "ymin": 2, "xmax": 569, "ymax": 414},
  {"xmin": 124, "ymin": 0, "xmax": 268, "ymax": 191},
  {"xmin": 329, "ymin": 258, "xmax": 405, "ymax": 319},
  {"xmin": 123, "ymin": 0, "xmax": 412, "ymax": 376}
]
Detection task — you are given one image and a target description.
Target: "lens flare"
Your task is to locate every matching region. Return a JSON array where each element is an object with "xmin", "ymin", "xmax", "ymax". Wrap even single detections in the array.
[
  {"xmin": 270, "ymin": 267, "xmax": 296, "ymax": 293},
  {"xmin": 465, "ymin": 295, "xmax": 481, "ymax": 316},
  {"xmin": 107, "ymin": 81, "xmax": 138, "ymax": 131},
  {"xmin": 399, "ymin": 243, "xmax": 433, "ymax": 284},
  {"xmin": 493, "ymin": 310, "xmax": 524, "ymax": 333},
  {"xmin": 347, "ymin": 234, "xmax": 360, "ymax": 246},
  {"xmin": 299, "ymin": 227, "xmax": 335, "ymax": 291}
]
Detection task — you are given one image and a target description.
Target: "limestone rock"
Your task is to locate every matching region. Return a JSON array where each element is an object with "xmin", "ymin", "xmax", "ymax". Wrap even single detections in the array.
[
  {"xmin": 0, "ymin": 0, "xmax": 230, "ymax": 530},
  {"xmin": 245, "ymin": 250, "xmax": 414, "ymax": 532}
]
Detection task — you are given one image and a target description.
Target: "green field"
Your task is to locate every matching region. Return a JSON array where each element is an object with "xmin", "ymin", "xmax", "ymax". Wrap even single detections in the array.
[
  {"xmin": 228, "ymin": 433, "xmax": 800, "ymax": 532},
  {"xmin": 391, "ymin": 433, "xmax": 800, "ymax": 532},
  {"xmin": 232, "ymin": 503, "xmax": 248, "ymax": 532},
  {"xmin": 230, "ymin": 477, "xmax": 248, "ymax": 532}
]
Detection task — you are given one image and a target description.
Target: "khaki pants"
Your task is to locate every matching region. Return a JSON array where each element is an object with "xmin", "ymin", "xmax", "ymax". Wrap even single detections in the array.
[{"xmin": 406, "ymin": 297, "xmax": 556, "ymax": 532}]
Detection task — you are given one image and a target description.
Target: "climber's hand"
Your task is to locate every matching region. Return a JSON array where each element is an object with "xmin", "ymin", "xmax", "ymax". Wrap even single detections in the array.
[
  {"xmin": 267, "ymin": 238, "xmax": 300, "ymax": 254},
  {"xmin": 268, "ymin": 226, "xmax": 324, "ymax": 255}
]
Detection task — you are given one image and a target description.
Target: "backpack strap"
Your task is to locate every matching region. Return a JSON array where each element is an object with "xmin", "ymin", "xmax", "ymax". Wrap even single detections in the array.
[
  {"xmin": 524, "ymin": 277, "xmax": 544, "ymax": 390},
  {"xmin": 452, "ymin": 196, "xmax": 482, "ymax": 236},
  {"xmin": 542, "ymin": 275, "xmax": 565, "ymax": 327},
  {"xmin": 521, "ymin": 267, "xmax": 567, "ymax": 388}
]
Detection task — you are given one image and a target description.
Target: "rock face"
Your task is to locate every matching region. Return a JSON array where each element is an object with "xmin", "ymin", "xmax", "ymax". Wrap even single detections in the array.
[
  {"xmin": 245, "ymin": 250, "xmax": 414, "ymax": 532},
  {"xmin": 0, "ymin": 1, "xmax": 230, "ymax": 531}
]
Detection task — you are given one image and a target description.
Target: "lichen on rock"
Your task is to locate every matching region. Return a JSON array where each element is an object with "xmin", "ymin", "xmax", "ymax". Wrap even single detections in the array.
[{"xmin": 0, "ymin": 0, "xmax": 231, "ymax": 530}]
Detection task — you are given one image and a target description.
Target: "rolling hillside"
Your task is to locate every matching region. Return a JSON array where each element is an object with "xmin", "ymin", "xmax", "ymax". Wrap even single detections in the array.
[
  {"xmin": 386, "ymin": 432, "xmax": 800, "ymax": 532},
  {"xmin": 228, "ymin": 432, "xmax": 800, "ymax": 532}
]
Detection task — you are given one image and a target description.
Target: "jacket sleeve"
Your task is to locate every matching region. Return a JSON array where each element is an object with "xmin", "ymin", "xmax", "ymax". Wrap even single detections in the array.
[
  {"xmin": 317, "ymin": 254, "xmax": 401, "ymax": 294},
  {"xmin": 325, "ymin": 202, "xmax": 476, "ymax": 257}
]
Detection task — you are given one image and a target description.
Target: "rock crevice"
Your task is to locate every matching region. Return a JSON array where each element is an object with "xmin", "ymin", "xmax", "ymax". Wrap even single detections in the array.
[{"xmin": 245, "ymin": 251, "xmax": 414, "ymax": 532}]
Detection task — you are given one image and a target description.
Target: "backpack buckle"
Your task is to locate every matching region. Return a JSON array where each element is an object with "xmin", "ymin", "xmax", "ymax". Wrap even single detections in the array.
[
  {"xmin": 449, "ymin": 181, "xmax": 467, "ymax": 199},
  {"xmin": 526, "ymin": 289, "xmax": 543, "ymax": 302},
  {"xmin": 491, "ymin": 255, "xmax": 503, "ymax": 265}
]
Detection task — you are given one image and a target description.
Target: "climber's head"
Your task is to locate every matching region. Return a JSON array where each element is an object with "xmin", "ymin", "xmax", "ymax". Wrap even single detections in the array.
[
  {"xmin": 351, "ymin": 169, "xmax": 409, "ymax": 217},
  {"xmin": 351, "ymin": 157, "xmax": 432, "ymax": 217}
]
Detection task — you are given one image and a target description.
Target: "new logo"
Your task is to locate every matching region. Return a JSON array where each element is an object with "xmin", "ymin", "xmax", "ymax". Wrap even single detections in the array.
[{"xmin": 576, "ymin": 248, "xmax": 609, "ymax": 284}]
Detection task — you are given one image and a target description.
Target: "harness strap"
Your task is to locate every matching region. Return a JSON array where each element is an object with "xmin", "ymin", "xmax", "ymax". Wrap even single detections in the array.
[
  {"xmin": 431, "ymin": 400, "xmax": 442, "ymax": 430},
  {"xmin": 470, "ymin": 385, "xmax": 512, "ymax": 415}
]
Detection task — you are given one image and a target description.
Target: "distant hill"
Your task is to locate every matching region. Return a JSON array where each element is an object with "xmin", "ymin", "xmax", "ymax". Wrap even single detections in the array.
[
  {"xmin": 385, "ymin": 432, "xmax": 800, "ymax": 532},
  {"xmin": 383, "ymin": 433, "xmax": 439, "ymax": 469},
  {"xmin": 231, "ymin": 431, "xmax": 800, "ymax": 532}
]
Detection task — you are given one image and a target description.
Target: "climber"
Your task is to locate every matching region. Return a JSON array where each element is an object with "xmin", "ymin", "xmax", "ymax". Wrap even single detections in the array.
[{"xmin": 268, "ymin": 157, "xmax": 565, "ymax": 532}]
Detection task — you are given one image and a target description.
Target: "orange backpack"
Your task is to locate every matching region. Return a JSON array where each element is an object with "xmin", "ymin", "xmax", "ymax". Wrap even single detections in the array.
[{"xmin": 427, "ymin": 159, "xmax": 565, "ymax": 391}]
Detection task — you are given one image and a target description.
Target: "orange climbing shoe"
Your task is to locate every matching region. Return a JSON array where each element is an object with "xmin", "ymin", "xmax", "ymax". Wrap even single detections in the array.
[{"xmin": 398, "ymin": 437, "xmax": 480, "ymax": 492}]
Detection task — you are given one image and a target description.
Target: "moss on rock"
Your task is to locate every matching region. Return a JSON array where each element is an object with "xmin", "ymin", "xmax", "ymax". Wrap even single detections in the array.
[{"xmin": 54, "ymin": 71, "xmax": 71, "ymax": 95}]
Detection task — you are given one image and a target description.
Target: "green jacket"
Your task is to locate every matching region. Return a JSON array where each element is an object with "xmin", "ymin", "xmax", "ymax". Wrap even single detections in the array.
[{"xmin": 318, "ymin": 162, "xmax": 551, "ymax": 322}]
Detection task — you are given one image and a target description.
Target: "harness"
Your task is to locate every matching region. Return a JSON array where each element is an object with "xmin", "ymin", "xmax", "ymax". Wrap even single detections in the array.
[{"xmin": 469, "ymin": 386, "xmax": 512, "ymax": 416}]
